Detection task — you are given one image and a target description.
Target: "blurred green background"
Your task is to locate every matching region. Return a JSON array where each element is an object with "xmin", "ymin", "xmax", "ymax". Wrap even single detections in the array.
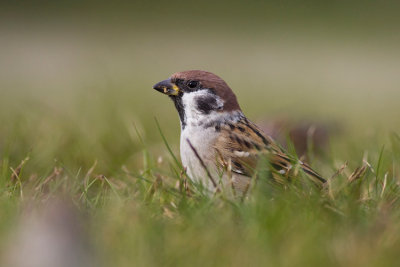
[
  {"xmin": 1, "ymin": 0, "xmax": 400, "ymax": 172},
  {"xmin": 1, "ymin": 1, "xmax": 400, "ymax": 266}
]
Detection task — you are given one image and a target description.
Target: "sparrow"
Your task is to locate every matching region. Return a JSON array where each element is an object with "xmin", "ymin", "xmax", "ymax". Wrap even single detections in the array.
[{"xmin": 153, "ymin": 70, "xmax": 326, "ymax": 194}]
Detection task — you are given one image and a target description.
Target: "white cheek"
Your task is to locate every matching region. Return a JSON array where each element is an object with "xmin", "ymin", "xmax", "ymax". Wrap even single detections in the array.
[
  {"xmin": 181, "ymin": 93, "xmax": 201, "ymax": 118},
  {"xmin": 181, "ymin": 91, "xmax": 217, "ymax": 121}
]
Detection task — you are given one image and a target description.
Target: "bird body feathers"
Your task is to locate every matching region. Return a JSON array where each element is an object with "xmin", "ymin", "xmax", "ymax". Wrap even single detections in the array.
[{"xmin": 153, "ymin": 70, "xmax": 326, "ymax": 194}]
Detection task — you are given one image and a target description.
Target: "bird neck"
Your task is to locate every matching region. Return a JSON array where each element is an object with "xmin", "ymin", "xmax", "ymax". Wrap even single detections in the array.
[
  {"xmin": 183, "ymin": 108, "xmax": 244, "ymax": 133},
  {"xmin": 171, "ymin": 90, "xmax": 243, "ymax": 130}
]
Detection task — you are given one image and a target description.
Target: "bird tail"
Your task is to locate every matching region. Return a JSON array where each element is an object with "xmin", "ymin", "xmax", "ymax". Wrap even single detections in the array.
[
  {"xmin": 270, "ymin": 152, "xmax": 326, "ymax": 186},
  {"xmin": 299, "ymin": 161, "xmax": 327, "ymax": 185}
]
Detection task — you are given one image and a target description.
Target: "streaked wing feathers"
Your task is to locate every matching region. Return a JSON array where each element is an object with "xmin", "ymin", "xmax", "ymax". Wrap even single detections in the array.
[{"xmin": 213, "ymin": 118, "xmax": 326, "ymax": 185}]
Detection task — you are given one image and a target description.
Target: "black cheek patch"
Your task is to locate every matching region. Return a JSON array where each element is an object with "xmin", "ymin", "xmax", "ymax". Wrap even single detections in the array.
[{"xmin": 196, "ymin": 96, "xmax": 220, "ymax": 114}]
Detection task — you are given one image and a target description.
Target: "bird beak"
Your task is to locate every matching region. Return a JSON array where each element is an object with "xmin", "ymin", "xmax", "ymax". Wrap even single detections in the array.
[{"xmin": 153, "ymin": 79, "xmax": 180, "ymax": 96}]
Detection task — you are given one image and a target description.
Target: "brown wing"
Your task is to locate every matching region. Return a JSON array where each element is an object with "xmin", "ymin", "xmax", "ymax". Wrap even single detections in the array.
[{"xmin": 213, "ymin": 117, "xmax": 326, "ymax": 185}]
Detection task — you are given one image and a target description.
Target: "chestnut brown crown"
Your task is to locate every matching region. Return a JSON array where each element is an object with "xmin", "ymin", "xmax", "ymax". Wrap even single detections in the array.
[{"xmin": 171, "ymin": 70, "xmax": 241, "ymax": 111}]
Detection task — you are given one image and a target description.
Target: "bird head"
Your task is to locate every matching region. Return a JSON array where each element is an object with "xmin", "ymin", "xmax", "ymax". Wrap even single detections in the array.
[{"xmin": 153, "ymin": 70, "xmax": 241, "ymax": 114}]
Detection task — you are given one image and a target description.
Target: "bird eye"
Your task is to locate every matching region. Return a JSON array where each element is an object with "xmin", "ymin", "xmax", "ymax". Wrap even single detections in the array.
[{"xmin": 187, "ymin": 80, "xmax": 199, "ymax": 89}]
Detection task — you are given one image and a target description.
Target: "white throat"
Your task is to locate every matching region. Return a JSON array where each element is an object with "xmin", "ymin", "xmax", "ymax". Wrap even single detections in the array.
[{"xmin": 178, "ymin": 91, "xmax": 243, "ymax": 189}]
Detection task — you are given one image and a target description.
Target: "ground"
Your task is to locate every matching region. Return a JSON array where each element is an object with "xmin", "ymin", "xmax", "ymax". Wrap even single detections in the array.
[{"xmin": 1, "ymin": 1, "xmax": 400, "ymax": 266}]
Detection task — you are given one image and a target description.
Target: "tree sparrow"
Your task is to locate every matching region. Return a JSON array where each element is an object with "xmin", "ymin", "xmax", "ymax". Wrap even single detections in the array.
[{"xmin": 153, "ymin": 70, "xmax": 326, "ymax": 194}]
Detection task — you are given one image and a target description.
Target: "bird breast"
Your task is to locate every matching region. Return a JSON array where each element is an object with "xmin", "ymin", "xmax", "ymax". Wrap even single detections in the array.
[{"xmin": 180, "ymin": 122, "xmax": 219, "ymax": 188}]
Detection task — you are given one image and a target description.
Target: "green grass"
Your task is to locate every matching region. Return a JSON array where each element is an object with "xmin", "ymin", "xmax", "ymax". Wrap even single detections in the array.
[
  {"xmin": 1, "ymin": 84, "xmax": 400, "ymax": 266},
  {"xmin": 1, "ymin": 6, "xmax": 400, "ymax": 263}
]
